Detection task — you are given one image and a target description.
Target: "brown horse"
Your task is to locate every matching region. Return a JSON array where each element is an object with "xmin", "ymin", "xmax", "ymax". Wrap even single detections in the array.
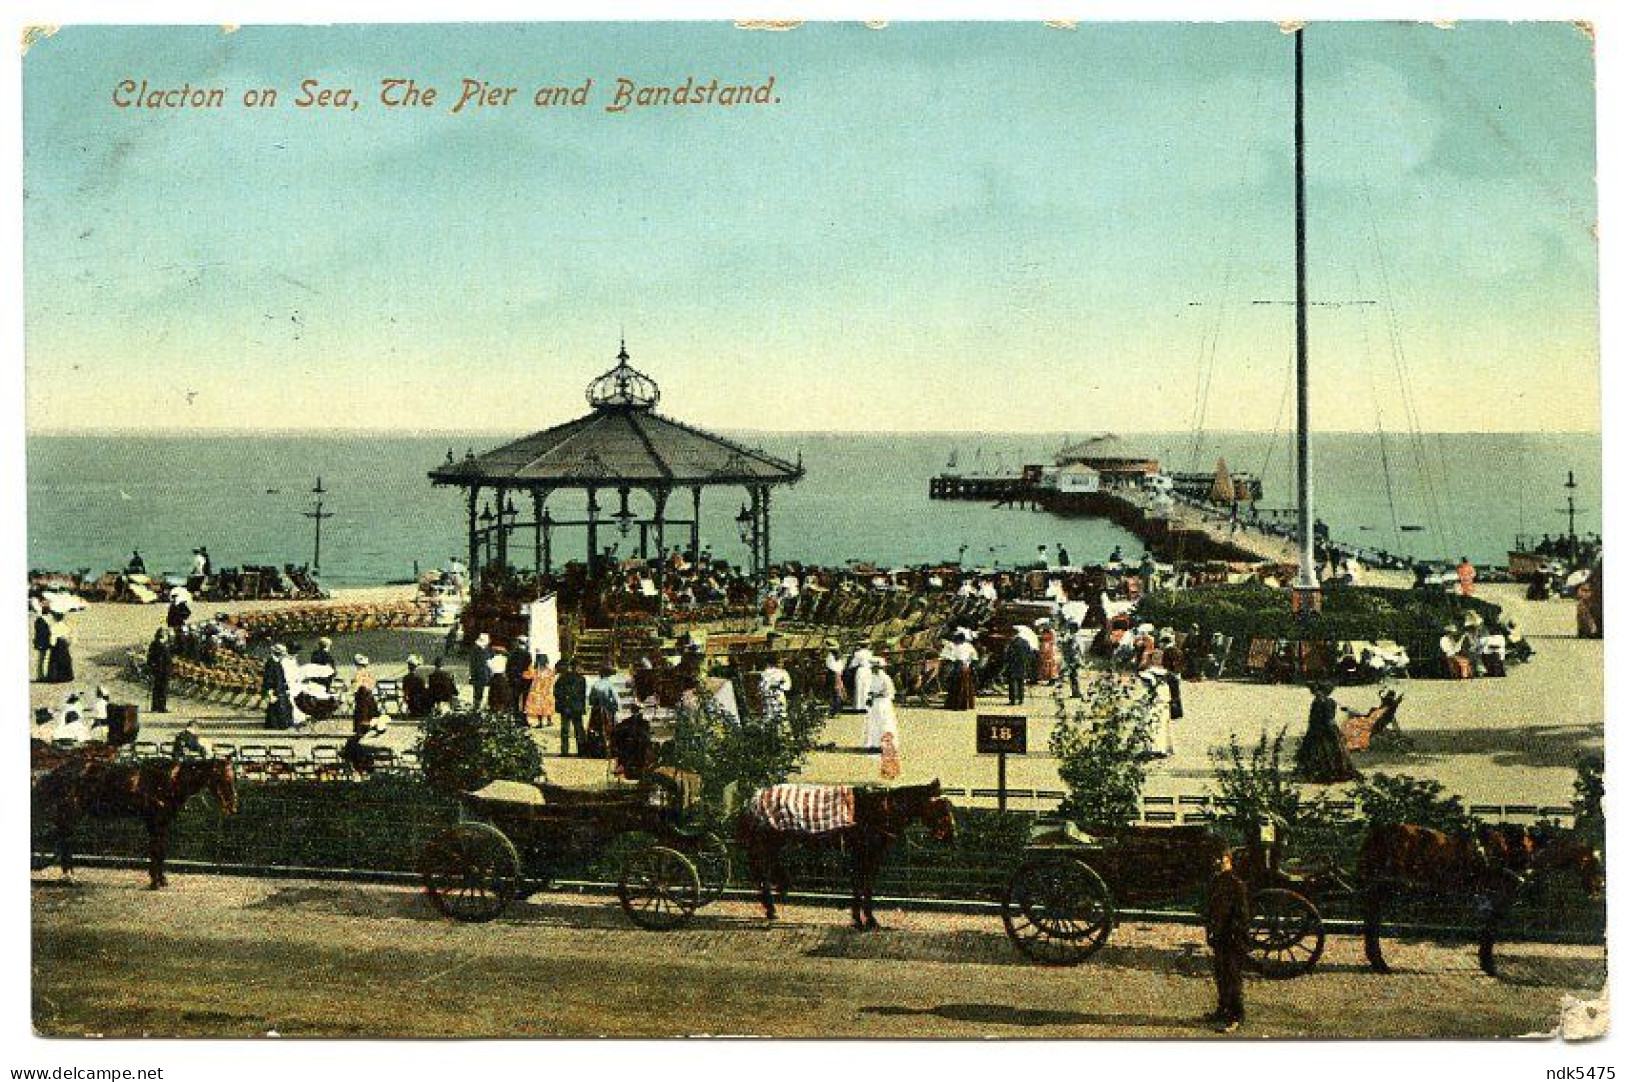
[
  {"xmin": 36, "ymin": 756, "xmax": 238, "ymax": 889},
  {"xmin": 30, "ymin": 739, "xmax": 118, "ymax": 777},
  {"xmin": 738, "ymin": 779, "xmax": 955, "ymax": 929},
  {"xmin": 1357, "ymin": 822, "xmax": 1603, "ymax": 976}
]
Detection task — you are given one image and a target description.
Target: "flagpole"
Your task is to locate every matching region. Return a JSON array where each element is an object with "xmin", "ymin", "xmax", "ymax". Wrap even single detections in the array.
[{"xmin": 1292, "ymin": 26, "xmax": 1321, "ymax": 614}]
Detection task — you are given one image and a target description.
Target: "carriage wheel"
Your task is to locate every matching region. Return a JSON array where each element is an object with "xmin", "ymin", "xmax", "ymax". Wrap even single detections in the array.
[
  {"xmin": 419, "ymin": 823, "xmax": 521, "ymax": 923},
  {"xmin": 618, "ymin": 845, "xmax": 701, "ymax": 930},
  {"xmin": 1244, "ymin": 888, "xmax": 1325, "ymax": 979},
  {"xmin": 690, "ymin": 831, "xmax": 732, "ymax": 906},
  {"xmin": 1002, "ymin": 856, "xmax": 1115, "ymax": 965}
]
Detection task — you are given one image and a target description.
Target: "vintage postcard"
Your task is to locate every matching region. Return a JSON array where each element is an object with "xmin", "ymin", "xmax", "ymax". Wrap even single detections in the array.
[{"xmin": 22, "ymin": 17, "xmax": 1606, "ymax": 1046}]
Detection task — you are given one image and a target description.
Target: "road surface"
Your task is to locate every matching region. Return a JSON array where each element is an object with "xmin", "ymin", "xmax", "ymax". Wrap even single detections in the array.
[{"xmin": 32, "ymin": 869, "xmax": 1606, "ymax": 1039}]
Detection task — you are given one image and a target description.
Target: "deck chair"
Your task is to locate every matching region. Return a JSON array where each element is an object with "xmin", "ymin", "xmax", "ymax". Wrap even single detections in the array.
[{"xmin": 374, "ymin": 678, "xmax": 403, "ymax": 713}]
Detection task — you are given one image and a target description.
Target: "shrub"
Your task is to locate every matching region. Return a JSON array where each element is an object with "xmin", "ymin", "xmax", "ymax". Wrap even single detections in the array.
[
  {"xmin": 1207, "ymin": 728, "xmax": 1354, "ymax": 852},
  {"xmin": 1351, "ymin": 772, "xmax": 1477, "ymax": 833},
  {"xmin": 1574, "ymin": 754, "xmax": 1605, "ymax": 849},
  {"xmin": 415, "ymin": 709, "xmax": 546, "ymax": 798},
  {"xmin": 1136, "ymin": 583, "xmax": 1503, "ymax": 668},
  {"xmin": 664, "ymin": 690, "xmax": 827, "ymax": 818},
  {"xmin": 1049, "ymin": 674, "xmax": 1149, "ymax": 829},
  {"xmin": 1209, "ymin": 727, "xmax": 1300, "ymax": 834}
]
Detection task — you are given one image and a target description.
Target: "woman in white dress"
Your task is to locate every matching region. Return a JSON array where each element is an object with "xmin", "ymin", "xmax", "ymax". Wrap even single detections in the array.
[
  {"xmin": 862, "ymin": 657, "xmax": 897, "ymax": 751},
  {"xmin": 759, "ymin": 663, "xmax": 792, "ymax": 723},
  {"xmin": 1138, "ymin": 670, "xmax": 1174, "ymax": 758},
  {"xmin": 849, "ymin": 646, "xmax": 874, "ymax": 715}
]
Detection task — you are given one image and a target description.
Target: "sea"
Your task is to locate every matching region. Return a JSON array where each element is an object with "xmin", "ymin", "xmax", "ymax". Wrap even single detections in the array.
[{"xmin": 26, "ymin": 431, "xmax": 1601, "ymax": 588}]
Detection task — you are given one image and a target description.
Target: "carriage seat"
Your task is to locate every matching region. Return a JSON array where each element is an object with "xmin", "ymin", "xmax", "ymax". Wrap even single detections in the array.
[
  {"xmin": 464, "ymin": 779, "xmax": 548, "ymax": 806},
  {"xmin": 1025, "ymin": 819, "xmax": 1099, "ymax": 849}
]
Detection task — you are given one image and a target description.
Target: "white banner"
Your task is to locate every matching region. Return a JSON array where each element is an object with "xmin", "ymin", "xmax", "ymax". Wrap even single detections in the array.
[{"xmin": 527, "ymin": 592, "xmax": 561, "ymax": 667}]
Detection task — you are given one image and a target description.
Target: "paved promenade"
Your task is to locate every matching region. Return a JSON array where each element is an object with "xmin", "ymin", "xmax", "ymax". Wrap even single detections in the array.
[{"xmin": 30, "ymin": 583, "xmax": 1601, "ymax": 809}]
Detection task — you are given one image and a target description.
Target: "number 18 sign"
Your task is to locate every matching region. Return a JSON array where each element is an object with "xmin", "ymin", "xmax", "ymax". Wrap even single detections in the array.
[{"xmin": 976, "ymin": 714, "xmax": 1027, "ymax": 755}]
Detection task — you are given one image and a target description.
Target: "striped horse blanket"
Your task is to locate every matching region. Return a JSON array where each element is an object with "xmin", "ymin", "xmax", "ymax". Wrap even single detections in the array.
[{"xmin": 745, "ymin": 783, "xmax": 856, "ymax": 836}]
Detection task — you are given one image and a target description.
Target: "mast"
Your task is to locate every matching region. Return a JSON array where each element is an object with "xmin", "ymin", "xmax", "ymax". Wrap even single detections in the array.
[
  {"xmin": 1291, "ymin": 26, "xmax": 1321, "ymax": 613},
  {"xmin": 303, "ymin": 476, "xmax": 333, "ymax": 572}
]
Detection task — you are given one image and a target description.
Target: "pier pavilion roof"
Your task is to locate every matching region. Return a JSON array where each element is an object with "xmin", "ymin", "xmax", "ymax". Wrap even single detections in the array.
[{"xmin": 429, "ymin": 343, "xmax": 804, "ymax": 489}]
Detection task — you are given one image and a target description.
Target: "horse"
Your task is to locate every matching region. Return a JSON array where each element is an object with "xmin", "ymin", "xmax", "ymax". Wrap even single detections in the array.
[
  {"xmin": 737, "ymin": 779, "xmax": 955, "ymax": 930},
  {"xmin": 30, "ymin": 739, "xmax": 118, "ymax": 777},
  {"xmin": 35, "ymin": 756, "xmax": 238, "ymax": 889},
  {"xmin": 1357, "ymin": 822, "xmax": 1603, "ymax": 977}
]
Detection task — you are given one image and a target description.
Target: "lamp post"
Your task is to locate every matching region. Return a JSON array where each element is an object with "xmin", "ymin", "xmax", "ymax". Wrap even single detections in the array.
[{"xmin": 302, "ymin": 477, "xmax": 333, "ymax": 573}]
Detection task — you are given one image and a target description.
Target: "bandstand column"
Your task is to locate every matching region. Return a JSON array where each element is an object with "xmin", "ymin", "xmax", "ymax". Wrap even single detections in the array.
[
  {"xmin": 652, "ymin": 487, "xmax": 669, "ymax": 561},
  {"xmin": 761, "ymin": 486, "xmax": 772, "ymax": 573},
  {"xmin": 531, "ymin": 489, "xmax": 546, "ymax": 574},
  {"xmin": 495, "ymin": 485, "xmax": 509, "ymax": 572},
  {"xmin": 465, "ymin": 486, "xmax": 481, "ymax": 587},
  {"xmin": 690, "ymin": 486, "xmax": 702, "ymax": 560},
  {"xmin": 749, "ymin": 486, "xmax": 763, "ymax": 577},
  {"xmin": 586, "ymin": 487, "xmax": 601, "ymax": 576}
]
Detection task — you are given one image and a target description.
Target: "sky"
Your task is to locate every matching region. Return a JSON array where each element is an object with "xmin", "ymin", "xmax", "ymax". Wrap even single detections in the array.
[{"xmin": 21, "ymin": 21, "xmax": 1599, "ymax": 434}]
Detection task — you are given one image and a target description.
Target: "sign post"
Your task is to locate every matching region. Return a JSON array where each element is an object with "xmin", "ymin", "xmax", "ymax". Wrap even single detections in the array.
[{"xmin": 976, "ymin": 714, "xmax": 1028, "ymax": 812}]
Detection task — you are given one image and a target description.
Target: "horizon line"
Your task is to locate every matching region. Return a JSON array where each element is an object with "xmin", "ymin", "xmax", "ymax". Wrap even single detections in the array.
[{"xmin": 23, "ymin": 425, "xmax": 1606, "ymax": 438}]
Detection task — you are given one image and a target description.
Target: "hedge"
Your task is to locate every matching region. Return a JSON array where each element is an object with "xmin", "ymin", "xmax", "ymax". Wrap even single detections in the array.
[{"xmin": 1137, "ymin": 583, "xmax": 1503, "ymax": 668}]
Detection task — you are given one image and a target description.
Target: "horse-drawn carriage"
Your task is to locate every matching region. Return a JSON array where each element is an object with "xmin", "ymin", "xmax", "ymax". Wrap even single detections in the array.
[
  {"xmin": 1000, "ymin": 820, "xmax": 1331, "ymax": 978},
  {"xmin": 417, "ymin": 774, "xmax": 730, "ymax": 930}
]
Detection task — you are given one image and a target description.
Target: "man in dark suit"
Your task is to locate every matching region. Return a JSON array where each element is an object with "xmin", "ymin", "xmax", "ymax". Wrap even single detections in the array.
[
  {"xmin": 1003, "ymin": 634, "xmax": 1033, "ymax": 706},
  {"xmin": 554, "ymin": 658, "xmax": 589, "ymax": 757},
  {"xmin": 1205, "ymin": 851, "xmax": 1251, "ymax": 1032},
  {"xmin": 509, "ymin": 635, "xmax": 535, "ymax": 724},
  {"xmin": 146, "ymin": 627, "xmax": 173, "ymax": 713},
  {"xmin": 401, "ymin": 655, "xmax": 431, "ymax": 718},
  {"xmin": 32, "ymin": 607, "xmax": 52, "ymax": 682},
  {"xmin": 468, "ymin": 632, "xmax": 492, "ymax": 710},
  {"xmin": 427, "ymin": 656, "xmax": 459, "ymax": 711}
]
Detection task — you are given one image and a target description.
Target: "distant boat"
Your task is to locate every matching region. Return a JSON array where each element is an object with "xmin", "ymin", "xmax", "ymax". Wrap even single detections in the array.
[
  {"xmin": 118, "ymin": 490, "xmax": 131, "ymax": 501},
  {"xmin": 1400, "ymin": 525, "xmax": 1425, "ymax": 532},
  {"xmin": 266, "ymin": 488, "xmax": 281, "ymax": 494}
]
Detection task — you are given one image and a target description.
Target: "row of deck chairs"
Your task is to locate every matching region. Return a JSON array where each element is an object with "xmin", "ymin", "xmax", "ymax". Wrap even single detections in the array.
[
  {"xmin": 117, "ymin": 739, "xmax": 419, "ymax": 782},
  {"xmin": 125, "ymin": 651, "xmax": 268, "ymax": 708},
  {"xmin": 235, "ymin": 600, "xmax": 436, "ymax": 640},
  {"xmin": 778, "ymin": 589, "xmax": 929, "ymax": 631}
]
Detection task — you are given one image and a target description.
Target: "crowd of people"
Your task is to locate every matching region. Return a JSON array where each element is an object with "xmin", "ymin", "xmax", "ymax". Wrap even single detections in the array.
[{"xmin": 1436, "ymin": 611, "xmax": 1533, "ymax": 679}]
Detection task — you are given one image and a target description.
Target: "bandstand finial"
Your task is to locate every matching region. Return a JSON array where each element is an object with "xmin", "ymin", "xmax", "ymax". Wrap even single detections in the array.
[{"xmin": 587, "ymin": 338, "xmax": 660, "ymax": 411}]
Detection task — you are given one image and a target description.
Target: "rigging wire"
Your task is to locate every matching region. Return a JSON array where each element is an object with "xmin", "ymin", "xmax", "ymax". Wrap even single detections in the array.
[
  {"xmin": 1256, "ymin": 343, "xmax": 1295, "ymax": 528},
  {"xmin": 1184, "ymin": 75, "xmax": 1269, "ymax": 475},
  {"xmin": 1358, "ymin": 178, "xmax": 1456, "ymax": 560},
  {"xmin": 1353, "ymin": 265, "xmax": 1405, "ymax": 556}
]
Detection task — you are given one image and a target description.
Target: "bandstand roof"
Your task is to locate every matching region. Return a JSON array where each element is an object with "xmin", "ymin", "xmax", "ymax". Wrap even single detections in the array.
[{"xmin": 429, "ymin": 344, "xmax": 804, "ymax": 489}]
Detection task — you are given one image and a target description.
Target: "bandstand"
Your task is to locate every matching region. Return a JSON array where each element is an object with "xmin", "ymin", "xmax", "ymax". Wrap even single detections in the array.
[{"xmin": 429, "ymin": 342, "xmax": 803, "ymax": 584}]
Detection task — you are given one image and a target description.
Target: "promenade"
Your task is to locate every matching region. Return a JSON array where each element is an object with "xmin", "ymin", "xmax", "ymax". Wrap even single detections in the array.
[{"xmin": 30, "ymin": 582, "xmax": 1600, "ymax": 810}]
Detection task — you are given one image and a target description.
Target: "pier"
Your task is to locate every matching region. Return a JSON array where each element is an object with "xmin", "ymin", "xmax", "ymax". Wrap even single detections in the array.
[
  {"xmin": 928, "ymin": 470, "xmax": 1299, "ymax": 566},
  {"xmin": 927, "ymin": 474, "xmax": 1035, "ymax": 505}
]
